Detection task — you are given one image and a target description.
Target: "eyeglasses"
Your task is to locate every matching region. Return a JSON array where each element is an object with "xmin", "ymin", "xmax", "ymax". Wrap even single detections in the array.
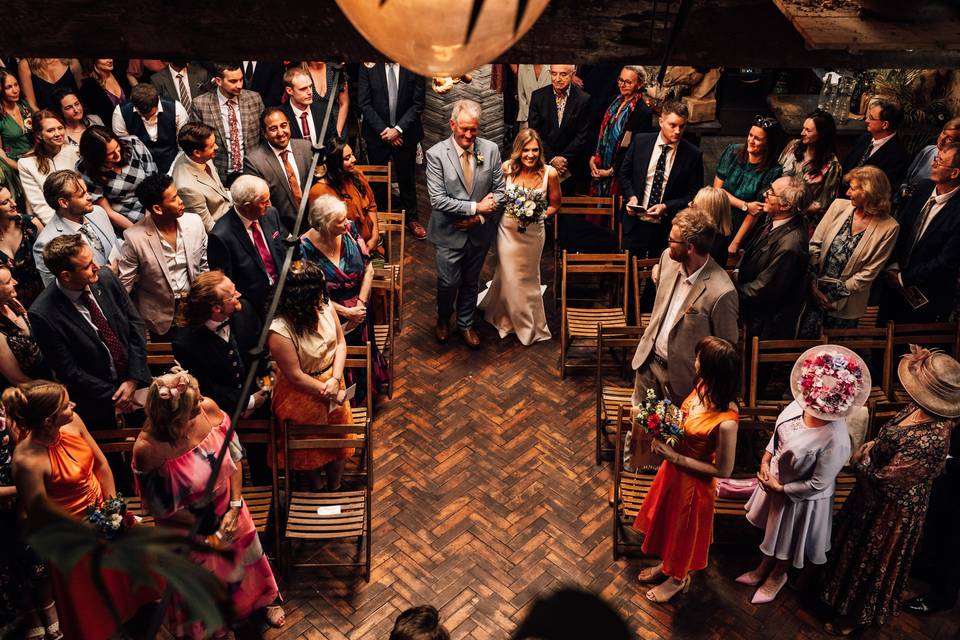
[
  {"xmin": 762, "ymin": 188, "xmax": 782, "ymax": 201},
  {"xmin": 932, "ymin": 157, "xmax": 960, "ymax": 169},
  {"xmin": 616, "ymin": 77, "xmax": 636, "ymax": 85},
  {"xmin": 753, "ymin": 115, "xmax": 777, "ymax": 129},
  {"xmin": 220, "ymin": 291, "xmax": 241, "ymax": 303},
  {"xmin": 667, "ymin": 238, "xmax": 687, "ymax": 245}
]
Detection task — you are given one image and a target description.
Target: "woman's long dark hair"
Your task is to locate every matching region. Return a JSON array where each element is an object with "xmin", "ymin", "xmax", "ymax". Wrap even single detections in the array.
[
  {"xmin": 78, "ymin": 125, "xmax": 131, "ymax": 184},
  {"xmin": 322, "ymin": 138, "xmax": 364, "ymax": 200},
  {"xmin": 694, "ymin": 336, "xmax": 740, "ymax": 410},
  {"xmin": 275, "ymin": 260, "xmax": 330, "ymax": 336},
  {"xmin": 734, "ymin": 119, "xmax": 785, "ymax": 174},
  {"xmin": 792, "ymin": 109, "xmax": 838, "ymax": 175}
]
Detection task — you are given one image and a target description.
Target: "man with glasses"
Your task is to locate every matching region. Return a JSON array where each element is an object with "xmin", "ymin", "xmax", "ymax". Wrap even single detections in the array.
[
  {"xmin": 842, "ymin": 97, "xmax": 910, "ymax": 190},
  {"xmin": 897, "ymin": 117, "xmax": 960, "ymax": 203},
  {"xmin": 881, "ymin": 143, "xmax": 960, "ymax": 322},
  {"xmin": 735, "ymin": 175, "xmax": 810, "ymax": 339},
  {"xmin": 528, "ymin": 64, "xmax": 593, "ymax": 192}
]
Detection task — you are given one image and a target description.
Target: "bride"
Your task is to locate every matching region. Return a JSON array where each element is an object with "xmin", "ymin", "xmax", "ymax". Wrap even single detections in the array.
[{"xmin": 479, "ymin": 128, "xmax": 560, "ymax": 345}]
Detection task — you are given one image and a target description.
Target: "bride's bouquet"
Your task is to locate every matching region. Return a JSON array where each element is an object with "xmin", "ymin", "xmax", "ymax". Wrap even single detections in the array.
[
  {"xmin": 635, "ymin": 388, "xmax": 684, "ymax": 447},
  {"xmin": 505, "ymin": 185, "xmax": 548, "ymax": 233}
]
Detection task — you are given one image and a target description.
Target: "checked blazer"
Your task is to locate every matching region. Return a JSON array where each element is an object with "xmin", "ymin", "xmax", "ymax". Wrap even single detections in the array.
[{"xmin": 190, "ymin": 89, "xmax": 264, "ymax": 181}]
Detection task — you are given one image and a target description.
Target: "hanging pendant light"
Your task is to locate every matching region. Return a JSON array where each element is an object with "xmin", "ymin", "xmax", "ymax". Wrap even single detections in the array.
[{"xmin": 336, "ymin": 0, "xmax": 551, "ymax": 77}]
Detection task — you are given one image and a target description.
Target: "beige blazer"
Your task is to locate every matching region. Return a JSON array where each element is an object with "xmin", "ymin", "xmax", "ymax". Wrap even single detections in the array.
[
  {"xmin": 118, "ymin": 212, "xmax": 208, "ymax": 335},
  {"xmin": 809, "ymin": 199, "xmax": 900, "ymax": 320},
  {"xmin": 17, "ymin": 145, "xmax": 80, "ymax": 225},
  {"xmin": 632, "ymin": 252, "xmax": 739, "ymax": 399},
  {"xmin": 170, "ymin": 153, "xmax": 232, "ymax": 232}
]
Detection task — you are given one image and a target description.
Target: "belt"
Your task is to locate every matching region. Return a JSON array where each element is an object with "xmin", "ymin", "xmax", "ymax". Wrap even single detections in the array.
[{"xmin": 652, "ymin": 353, "xmax": 668, "ymax": 368}]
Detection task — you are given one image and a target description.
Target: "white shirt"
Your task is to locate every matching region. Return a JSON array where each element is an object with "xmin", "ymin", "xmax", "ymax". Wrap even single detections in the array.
[
  {"xmin": 111, "ymin": 99, "xmax": 189, "ymax": 141},
  {"xmin": 271, "ymin": 143, "xmax": 301, "ymax": 187},
  {"xmin": 239, "ymin": 214, "xmax": 275, "ymax": 284},
  {"xmin": 217, "ymin": 90, "xmax": 245, "ymax": 168},
  {"xmin": 56, "ymin": 282, "xmax": 117, "ymax": 377},
  {"xmin": 642, "ymin": 134, "xmax": 678, "ymax": 209},
  {"xmin": 289, "ymin": 102, "xmax": 318, "ymax": 147},
  {"xmin": 771, "ymin": 216, "xmax": 791, "ymax": 230},
  {"xmin": 654, "ymin": 260, "xmax": 708, "ymax": 358},
  {"xmin": 917, "ymin": 183, "xmax": 959, "ymax": 239},
  {"xmin": 865, "ymin": 132, "xmax": 897, "ymax": 159},
  {"xmin": 158, "ymin": 225, "xmax": 190, "ymax": 295}
]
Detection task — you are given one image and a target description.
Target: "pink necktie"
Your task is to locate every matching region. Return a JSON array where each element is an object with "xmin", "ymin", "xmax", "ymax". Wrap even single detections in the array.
[
  {"xmin": 300, "ymin": 111, "xmax": 311, "ymax": 139},
  {"xmin": 250, "ymin": 220, "xmax": 278, "ymax": 281}
]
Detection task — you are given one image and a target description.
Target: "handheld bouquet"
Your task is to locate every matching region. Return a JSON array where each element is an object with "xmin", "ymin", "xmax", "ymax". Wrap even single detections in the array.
[
  {"xmin": 635, "ymin": 388, "xmax": 684, "ymax": 447},
  {"xmin": 505, "ymin": 184, "xmax": 548, "ymax": 233},
  {"xmin": 86, "ymin": 495, "xmax": 131, "ymax": 539}
]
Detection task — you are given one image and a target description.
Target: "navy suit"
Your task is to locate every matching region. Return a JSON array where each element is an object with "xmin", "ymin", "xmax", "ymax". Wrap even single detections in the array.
[
  {"xmin": 842, "ymin": 133, "xmax": 911, "ymax": 191},
  {"xmin": 527, "ymin": 84, "xmax": 593, "ymax": 180}
]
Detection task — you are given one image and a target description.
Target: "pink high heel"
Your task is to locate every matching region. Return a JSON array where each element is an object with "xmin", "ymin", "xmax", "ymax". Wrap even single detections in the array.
[{"xmin": 751, "ymin": 573, "xmax": 788, "ymax": 604}]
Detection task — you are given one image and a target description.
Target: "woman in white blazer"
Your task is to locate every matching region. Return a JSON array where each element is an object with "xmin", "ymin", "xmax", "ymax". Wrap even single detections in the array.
[
  {"xmin": 798, "ymin": 165, "xmax": 899, "ymax": 337},
  {"xmin": 16, "ymin": 109, "xmax": 79, "ymax": 225}
]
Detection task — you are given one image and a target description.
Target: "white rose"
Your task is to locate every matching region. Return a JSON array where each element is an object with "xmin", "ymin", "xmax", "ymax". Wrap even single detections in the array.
[{"xmin": 108, "ymin": 513, "xmax": 123, "ymax": 529}]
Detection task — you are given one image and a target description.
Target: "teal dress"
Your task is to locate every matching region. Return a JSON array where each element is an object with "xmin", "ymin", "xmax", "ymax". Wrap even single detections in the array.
[
  {"xmin": 0, "ymin": 100, "xmax": 31, "ymax": 208},
  {"xmin": 715, "ymin": 143, "xmax": 783, "ymax": 234}
]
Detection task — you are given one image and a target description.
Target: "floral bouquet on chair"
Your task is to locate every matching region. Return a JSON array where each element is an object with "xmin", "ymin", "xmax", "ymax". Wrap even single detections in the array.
[
  {"xmin": 505, "ymin": 184, "xmax": 548, "ymax": 233},
  {"xmin": 86, "ymin": 495, "xmax": 132, "ymax": 540},
  {"xmin": 635, "ymin": 388, "xmax": 684, "ymax": 447}
]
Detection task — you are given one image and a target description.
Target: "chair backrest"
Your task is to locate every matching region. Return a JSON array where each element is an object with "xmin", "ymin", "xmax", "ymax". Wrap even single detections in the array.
[
  {"xmin": 93, "ymin": 427, "xmax": 143, "ymax": 454},
  {"xmin": 630, "ymin": 256, "xmax": 660, "ymax": 328},
  {"xmin": 371, "ymin": 266, "xmax": 396, "ymax": 329},
  {"xmin": 234, "ymin": 417, "xmax": 272, "ymax": 445},
  {"xmin": 146, "ymin": 341, "xmax": 176, "ymax": 370},
  {"xmin": 735, "ymin": 404, "xmax": 784, "ymax": 474},
  {"xmin": 561, "ymin": 251, "xmax": 630, "ymax": 314},
  {"xmin": 356, "ymin": 162, "xmax": 392, "ymax": 212},
  {"xmin": 858, "ymin": 305, "xmax": 880, "ymax": 329},
  {"xmin": 868, "ymin": 400, "xmax": 907, "ymax": 440},
  {"xmin": 596, "ymin": 323, "xmax": 645, "ymax": 390},
  {"xmin": 554, "ymin": 195, "xmax": 616, "ymax": 250},
  {"xmin": 823, "ymin": 322, "xmax": 894, "ymax": 397},
  {"xmin": 377, "ymin": 210, "xmax": 406, "ymax": 267},
  {"xmin": 892, "ymin": 321, "xmax": 960, "ymax": 358},
  {"xmin": 345, "ymin": 342, "xmax": 374, "ymax": 420},
  {"xmin": 749, "ymin": 336, "xmax": 827, "ymax": 406}
]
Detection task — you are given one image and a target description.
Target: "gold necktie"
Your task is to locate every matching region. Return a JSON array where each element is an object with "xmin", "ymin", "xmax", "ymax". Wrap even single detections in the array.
[{"xmin": 461, "ymin": 149, "xmax": 473, "ymax": 192}]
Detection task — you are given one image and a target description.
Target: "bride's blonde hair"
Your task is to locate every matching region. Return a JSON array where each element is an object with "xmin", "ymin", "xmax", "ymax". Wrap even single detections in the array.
[{"xmin": 504, "ymin": 128, "xmax": 546, "ymax": 178}]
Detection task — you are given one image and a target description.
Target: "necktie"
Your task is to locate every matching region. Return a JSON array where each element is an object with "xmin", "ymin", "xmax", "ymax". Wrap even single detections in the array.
[
  {"xmin": 299, "ymin": 110, "xmax": 312, "ymax": 141},
  {"xmin": 647, "ymin": 144, "xmax": 670, "ymax": 207},
  {"xmin": 555, "ymin": 91, "xmax": 567, "ymax": 126},
  {"xmin": 227, "ymin": 98, "xmax": 242, "ymax": 173},
  {"xmin": 79, "ymin": 221, "xmax": 105, "ymax": 261},
  {"xmin": 244, "ymin": 62, "xmax": 255, "ymax": 87},
  {"xmin": 280, "ymin": 150, "xmax": 303, "ymax": 209},
  {"xmin": 79, "ymin": 290, "xmax": 128, "ymax": 380},
  {"xmin": 857, "ymin": 140, "xmax": 875, "ymax": 167},
  {"xmin": 176, "ymin": 72, "xmax": 191, "ymax": 111},
  {"xmin": 757, "ymin": 219, "xmax": 774, "ymax": 241},
  {"xmin": 249, "ymin": 220, "xmax": 278, "ymax": 282},
  {"xmin": 386, "ymin": 65, "xmax": 398, "ymax": 127},
  {"xmin": 904, "ymin": 194, "xmax": 937, "ymax": 268},
  {"xmin": 460, "ymin": 149, "xmax": 473, "ymax": 192}
]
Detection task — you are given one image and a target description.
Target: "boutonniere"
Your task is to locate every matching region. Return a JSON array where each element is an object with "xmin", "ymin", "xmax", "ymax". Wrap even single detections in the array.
[
  {"xmin": 475, "ymin": 150, "xmax": 485, "ymax": 166},
  {"xmin": 271, "ymin": 230, "xmax": 280, "ymax": 239}
]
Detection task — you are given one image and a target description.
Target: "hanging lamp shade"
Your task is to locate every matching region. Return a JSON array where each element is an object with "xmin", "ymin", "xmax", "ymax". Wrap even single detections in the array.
[{"xmin": 335, "ymin": 0, "xmax": 551, "ymax": 77}]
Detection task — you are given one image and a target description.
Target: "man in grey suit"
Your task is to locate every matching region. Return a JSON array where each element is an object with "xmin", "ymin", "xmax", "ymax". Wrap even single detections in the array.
[
  {"xmin": 171, "ymin": 122, "xmax": 233, "ymax": 232},
  {"xmin": 426, "ymin": 100, "xmax": 506, "ymax": 348},
  {"xmin": 150, "ymin": 60, "xmax": 209, "ymax": 109},
  {"xmin": 242, "ymin": 107, "xmax": 312, "ymax": 233}
]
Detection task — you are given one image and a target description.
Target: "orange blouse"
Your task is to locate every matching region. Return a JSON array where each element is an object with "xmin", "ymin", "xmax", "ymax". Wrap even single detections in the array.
[
  {"xmin": 308, "ymin": 170, "xmax": 378, "ymax": 246},
  {"xmin": 45, "ymin": 429, "xmax": 102, "ymax": 518}
]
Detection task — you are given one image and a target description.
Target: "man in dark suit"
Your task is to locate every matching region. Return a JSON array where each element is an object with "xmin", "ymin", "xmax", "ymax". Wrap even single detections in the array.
[
  {"xmin": 357, "ymin": 62, "xmax": 427, "ymax": 239},
  {"xmin": 243, "ymin": 107, "xmax": 313, "ymax": 232},
  {"xmin": 842, "ymin": 97, "xmax": 910, "ymax": 190},
  {"xmin": 241, "ymin": 60, "xmax": 285, "ymax": 107},
  {"xmin": 618, "ymin": 100, "xmax": 704, "ymax": 258},
  {"xmin": 880, "ymin": 143, "xmax": 960, "ymax": 323},
  {"xmin": 29, "ymin": 234, "xmax": 151, "ymax": 430},
  {"xmin": 149, "ymin": 60, "xmax": 209, "ymax": 111},
  {"xmin": 736, "ymin": 175, "xmax": 811, "ymax": 339},
  {"xmin": 280, "ymin": 66, "xmax": 324, "ymax": 148},
  {"xmin": 207, "ymin": 175, "xmax": 286, "ymax": 319},
  {"xmin": 527, "ymin": 64, "xmax": 593, "ymax": 191}
]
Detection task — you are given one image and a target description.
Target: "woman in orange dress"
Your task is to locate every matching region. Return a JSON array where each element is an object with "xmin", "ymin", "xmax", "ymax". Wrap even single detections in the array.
[
  {"xmin": 309, "ymin": 139, "xmax": 380, "ymax": 254},
  {"xmin": 632, "ymin": 336, "xmax": 740, "ymax": 603},
  {"xmin": 6, "ymin": 380, "xmax": 158, "ymax": 640}
]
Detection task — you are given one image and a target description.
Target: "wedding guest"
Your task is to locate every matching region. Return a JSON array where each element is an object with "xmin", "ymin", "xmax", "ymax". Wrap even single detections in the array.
[
  {"xmin": 133, "ymin": 371, "xmax": 284, "ymax": 636},
  {"xmin": 280, "ymin": 66, "xmax": 323, "ymax": 148},
  {"xmin": 691, "ymin": 186, "xmax": 733, "ymax": 265},
  {"xmin": 170, "ymin": 122, "xmax": 232, "ymax": 232},
  {"xmin": 633, "ymin": 336, "xmax": 739, "ymax": 603},
  {"xmin": 0, "ymin": 186, "xmax": 43, "ymax": 307},
  {"xmin": 842, "ymin": 97, "xmax": 910, "ymax": 190},
  {"xmin": 779, "ymin": 109, "xmax": 842, "ymax": 220},
  {"xmin": 479, "ymin": 128, "xmax": 560, "ymax": 346},
  {"xmin": 389, "ymin": 605, "xmax": 450, "ymax": 640},
  {"xmin": 7, "ymin": 380, "xmax": 157, "ymax": 640},
  {"xmin": 528, "ymin": 64, "xmax": 593, "ymax": 191},
  {"xmin": 798, "ymin": 165, "xmax": 899, "ymax": 337},
  {"xmin": 301, "ymin": 195, "xmax": 388, "ymax": 399},
  {"xmin": 897, "ymin": 117, "xmax": 960, "ymax": 202},
  {"xmin": 0, "ymin": 265, "xmax": 50, "ymax": 387},
  {"xmin": 589, "ymin": 65, "xmax": 654, "ymax": 198},
  {"xmin": 77, "ymin": 125, "xmax": 158, "ymax": 231},
  {"xmin": 16, "ymin": 58, "xmax": 81, "ymax": 111},
  {"xmin": 77, "ymin": 59, "xmax": 130, "ymax": 127},
  {"xmin": 309, "ymin": 138, "xmax": 380, "ymax": 252},
  {"xmin": 0, "ymin": 69, "xmax": 32, "ymax": 207},
  {"xmin": 111, "ymin": 82, "xmax": 189, "ymax": 173},
  {"xmin": 302, "ymin": 61, "xmax": 349, "ymax": 142},
  {"xmin": 714, "ymin": 116, "xmax": 785, "ymax": 254},
  {"xmin": 511, "ymin": 64, "xmax": 551, "ymax": 131},
  {"xmin": 821, "ymin": 347, "xmax": 960, "ymax": 635},
  {"xmin": 17, "ymin": 109, "xmax": 80, "ymax": 224},
  {"xmin": 267, "ymin": 260, "xmax": 353, "ymax": 489},
  {"xmin": 739, "ymin": 345, "xmax": 870, "ymax": 604},
  {"xmin": 148, "ymin": 60, "xmax": 209, "ymax": 109},
  {"xmin": 53, "ymin": 88, "xmax": 103, "ymax": 147}
]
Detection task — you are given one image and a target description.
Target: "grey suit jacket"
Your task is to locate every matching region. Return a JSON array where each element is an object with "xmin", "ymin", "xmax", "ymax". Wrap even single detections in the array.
[
  {"xmin": 243, "ymin": 139, "xmax": 312, "ymax": 232},
  {"xmin": 632, "ymin": 252, "xmax": 739, "ymax": 399},
  {"xmin": 150, "ymin": 65, "xmax": 210, "ymax": 104},
  {"xmin": 34, "ymin": 207, "xmax": 119, "ymax": 286},
  {"xmin": 189, "ymin": 89, "xmax": 264, "ymax": 180},
  {"xmin": 425, "ymin": 136, "xmax": 505, "ymax": 250},
  {"xmin": 118, "ymin": 212, "xmax": 209, "ymax": 335},
  {"xmin": 171, "ymin": 153, "xmax": 232, "ymax": 232}
]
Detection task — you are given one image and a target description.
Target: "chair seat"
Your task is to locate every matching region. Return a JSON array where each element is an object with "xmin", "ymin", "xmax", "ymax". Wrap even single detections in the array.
[
  {"xmin": 352, "ymin": 407, "xmax": 368, "ymax": 425},
  {"xmin": 125, "ymin": 496, "xmax": 154, "ymax": 527},
  {"xmin": 373, "ymin": 325, "xmax": 390, "ymax": 352},
  {"xmin": 285, "ymin": 490, "xmax": 367, "ymax": 540},
  {"xmin": 566, "ymin": 308, "xmax": 627, "ymax": 337},
  {"xmin": 601, "ymin": 385, "xmax": 633, "ymax": 431},
  {"xmin": 245, "ymin": 485, "xmax": 273, "ymax": 534}
]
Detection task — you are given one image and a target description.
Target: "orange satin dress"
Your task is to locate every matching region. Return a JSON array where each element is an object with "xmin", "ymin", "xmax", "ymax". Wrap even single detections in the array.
[
  {"xmin": 632, "ymin": 392, "xmax": 738, "ymax": 580},
  {"xmin": 44, "ymin": 429, "xmax": 160, "ymax": 640}
]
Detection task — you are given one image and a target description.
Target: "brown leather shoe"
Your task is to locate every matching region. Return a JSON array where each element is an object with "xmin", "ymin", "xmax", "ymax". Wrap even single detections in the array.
[
  {"xmin": 460, "ymin": 328, "xmax": 481, "ymax": 349},
  {"xmin": 408, "ymin": 220, "xmax": 427, "ymax": 240},
  {"xmin": 435, "ymin": 320, "xmax": 450, "ymax": 344}
]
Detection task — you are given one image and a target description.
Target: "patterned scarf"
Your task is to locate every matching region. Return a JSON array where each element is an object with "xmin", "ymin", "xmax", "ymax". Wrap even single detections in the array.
[{"xmin": 589, "ymin": 94, "xmax": 639, "ymax": 197}]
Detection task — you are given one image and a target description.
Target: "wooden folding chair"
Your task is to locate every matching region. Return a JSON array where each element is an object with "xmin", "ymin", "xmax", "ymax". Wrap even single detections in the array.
[
  {"xmin": 595, "ymin": 324, "xmax": 644, "ymax": 465},
  {"xmin": 630, "ymin": 256, "xmax": 659, "ymax": 330},
  {"xmin": 96, "ymin": 428, "xmax": 154, "ymax": 526},
  {"xmin": 724, "ymin": 254, "xmax": 738, "ymax": 280},
  {"xmin": 233, "ymin": 418, "xmax": 277, "ymax": 541},
  {"xmin": 822, "ymin": 322, "xmax": 894, "ymax": 403},
  {"xmin": 146, "ymin": 340, "xmax": 177, "ymax": 375},
  {"xmin": 560, "ymin": 251, "xmax": 629, "ymax": 378},
  {"xmin": 551, "ymin": 196, "xmax": 617, "ymax": 300},
  {"xmin": 868, "ymin": 400, "xmax": 907, "ymax": 441},
  {"xmin": 345, "ymin": 343, "xmax": 374, "ymax": 431},
  {"xmin": 748, "ymin": 336, "xmax": 827, "ymax": 406},
  {"xmin": 356, "ymin": 162, "xmax": 392, "ymax": 214},
  {"xmin": 890, "ymin": 321, "xmax": 960, "ymax": 400},
  {"xmin": 371, "ymin": 266, "xmax": 396, "ymax": 398},
  {"xmin": 377, "ymin": 211, "xmax": 406, "ymax": 333},
  {"xmin": 857, "ymin": 305, "xmax": 880, "ymax": 329},
  {"xmin": 279, "ymin": 421, "xmax": 371, "ymax": 582},
  {"xmin": 611, "ymin": 404, "xmax": 644, "ymax": 559}
]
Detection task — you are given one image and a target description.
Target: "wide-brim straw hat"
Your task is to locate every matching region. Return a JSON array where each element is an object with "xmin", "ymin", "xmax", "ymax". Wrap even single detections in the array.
[
  {"xmin": 790, "ymin": 344, "xmax": 872, "ymax": 421},
  {"xmin": 898, "ymin": 345, "xmax": 960, "ymax": 418}
]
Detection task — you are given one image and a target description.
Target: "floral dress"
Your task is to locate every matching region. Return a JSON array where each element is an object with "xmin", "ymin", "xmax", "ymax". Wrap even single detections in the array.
[
  {"xmin": 798, "ymin": 214, "xmax": 863, "ymax": 337},
  {"xmin": 779, "ymin": 140, "xmax": 842, "ymax": 221},
  {"xmin": 0, "ymin": 221, "xmax": 43, "ymax": 308},
  {"xmin": 821, "ymin": 404, "xmax": 955, "ymax": 627}
]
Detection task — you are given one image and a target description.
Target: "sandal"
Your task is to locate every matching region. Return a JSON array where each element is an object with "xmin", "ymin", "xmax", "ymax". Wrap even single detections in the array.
[
  {"xmin": 45, "ymin": 622, "xmax": 64, "ymax": 640},
  {"xmin": 24, "ymin": 627, "xmax": 45, "ymax": 640},
  {"xmin": 265, "ymin": 603, "xmax": 286, "ymax": 628},
  {"xmin": 638, "ymin": 564, "xmax": 664, "ymax": 584},
  {"xmin": 646, "ymin": 575, "xmax": 691, "ymax": 603}
]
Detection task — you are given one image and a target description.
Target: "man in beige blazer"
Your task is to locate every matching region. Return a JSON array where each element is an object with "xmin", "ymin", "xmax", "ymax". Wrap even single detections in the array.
[
  {"xmin": 119, "ymin": 174, "xmax": 209, "ymax": 339},
  {"xmin": 171, "ymin": 122, "xmax": 233, "ymax": 231}
]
